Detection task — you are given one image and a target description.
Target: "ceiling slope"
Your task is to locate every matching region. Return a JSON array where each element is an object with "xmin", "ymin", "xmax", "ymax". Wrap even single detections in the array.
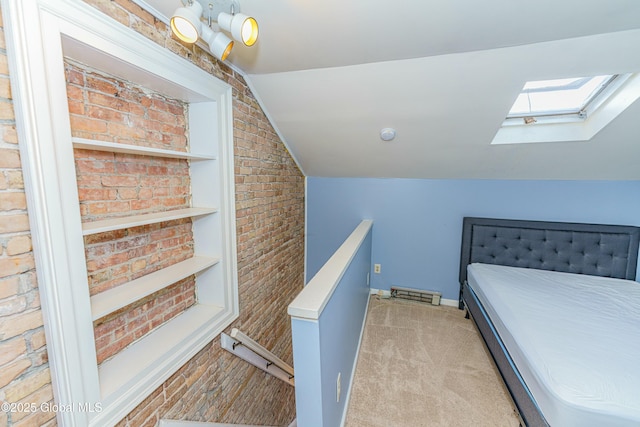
[{"xmin": 141, "ymin": 0, "xmax": 640, "ymax": 179}]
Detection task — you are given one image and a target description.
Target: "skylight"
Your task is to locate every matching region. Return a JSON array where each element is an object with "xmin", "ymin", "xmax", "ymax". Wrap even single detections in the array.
[
  {"xmin": 492, "ymin": 72, "xmax": 640, "ymax": 145},
  {"xmin": 507, "ymin": 75, "xmax": 616, "ymax": 120}
]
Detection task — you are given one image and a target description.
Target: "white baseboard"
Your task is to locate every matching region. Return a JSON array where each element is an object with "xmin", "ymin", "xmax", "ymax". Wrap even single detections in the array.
[
  {"xmin": 369, "ymin": 288, "xmax": 391, "ymax": 298},
  {"xmin": 340, "ymin": 290, "xmax": 372, "ymax": 427},
  {"xmin": 440, "ymin": 298, "xmax": 458, "ymax": 307}
]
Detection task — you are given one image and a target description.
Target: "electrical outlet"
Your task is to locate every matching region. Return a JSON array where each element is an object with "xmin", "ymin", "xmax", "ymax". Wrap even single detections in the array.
[
  {"xmin": 336, "ymin": 372, "xmax": 341, "ymax": 402},
  {"xmin": 374, "ymin": 264, "xmax": 381, "ymax": 274}
]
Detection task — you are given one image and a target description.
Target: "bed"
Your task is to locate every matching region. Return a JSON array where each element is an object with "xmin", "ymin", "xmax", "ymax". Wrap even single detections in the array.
[{"xmin": 458, "ymin": 217, "xmax": 640, "ymax": 427}]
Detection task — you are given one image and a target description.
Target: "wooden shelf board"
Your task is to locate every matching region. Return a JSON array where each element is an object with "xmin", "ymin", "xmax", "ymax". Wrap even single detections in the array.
[
  {"xmin": 82, "ymin": 207, "xmax": 217, "ymax": 235},
  {"xmin": 72, "ymin": 137, "xmax": 216, "ymax": 161},
  {"xmin": 90, "ymin": 255, "xmax": 220, "ymax": 321}
]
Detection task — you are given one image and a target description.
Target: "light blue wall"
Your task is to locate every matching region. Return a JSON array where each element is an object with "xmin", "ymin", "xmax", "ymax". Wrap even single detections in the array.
[
  {"xmin": 290, "ymin": 319, "xmax": 323, "ymax": 424},
  {"xmin": 292, "ymin": 228, "xmax": 372, "ymax": 427},
  {"xmin": 306, "ymin": 178, "xmax": 640, "ymax": 301}
]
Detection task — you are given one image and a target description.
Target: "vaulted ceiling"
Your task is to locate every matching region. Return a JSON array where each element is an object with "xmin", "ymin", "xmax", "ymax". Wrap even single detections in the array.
[{"xmin": 139, "ymin": 0, "xmax": 640, "ymax": 180}]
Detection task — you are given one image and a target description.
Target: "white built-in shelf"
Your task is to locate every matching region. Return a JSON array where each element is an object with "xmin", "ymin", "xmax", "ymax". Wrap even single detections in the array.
[
  {"xmin": 98, "ymin": 303, "xmax": 227, "ymax": 404},
  {"xmin": 6, "ymin": 3, "xmax": 241, "ymax": 424},
  {"xmin": 90, "ymin": 255, "xmax": 220, "ymax": 321},
  {"xmin": 72, "ymin": 137, "xmax": 216, "ymax": 161},
  {"xmin": 82, "ymin": 207, "xmax": 218, "ymax": 235}
]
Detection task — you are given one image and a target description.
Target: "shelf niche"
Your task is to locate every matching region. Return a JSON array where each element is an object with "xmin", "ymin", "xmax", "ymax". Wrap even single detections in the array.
[{"xmin": 3, "ymin": 1, "xmax": 240, "ymax": 426}]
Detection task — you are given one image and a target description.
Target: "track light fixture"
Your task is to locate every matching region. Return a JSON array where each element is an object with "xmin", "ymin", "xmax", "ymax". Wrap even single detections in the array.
[
  {"xmin": 170, "ymin": 1, "xmax": 203, "ymax": 43},
  {"xmin": 217, "ymin": 12, "xmax": 258, "ymax": 47},
  {"xmin": 170, "ymin": 0, "xmax": 259, "ymax": 60},
  {"xmin": 201, "ymin": 25, "xmax": 234, "ymax": 61}
]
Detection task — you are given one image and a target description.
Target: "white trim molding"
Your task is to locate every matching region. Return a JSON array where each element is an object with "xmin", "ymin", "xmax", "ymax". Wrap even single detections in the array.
[
  {"xmin": 288, "ymin": 220, "xmax": 373, "ymax": 320},
  {"xmin": 2, "ymin": 0, "xmax": 239, "ymax": 425}
]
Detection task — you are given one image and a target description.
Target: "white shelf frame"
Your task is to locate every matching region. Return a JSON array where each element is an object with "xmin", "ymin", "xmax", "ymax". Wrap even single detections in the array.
[
  {"xmin": 99, "ymin": 303, "xmax": 226, "ymax": 406},
  {"xmin": 2, "ymin": 1, "xmax": 240, "ymax": 426}
]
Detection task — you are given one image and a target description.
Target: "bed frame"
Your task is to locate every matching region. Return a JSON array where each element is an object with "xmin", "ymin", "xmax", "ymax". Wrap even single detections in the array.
[{"xmin": 458, "ymin": 217, "xmax": 640, "ymax": 427}]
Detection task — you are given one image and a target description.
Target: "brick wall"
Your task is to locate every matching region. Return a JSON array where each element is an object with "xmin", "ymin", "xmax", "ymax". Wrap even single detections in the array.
[
  {"xmin": 0, "ymin": 0, "xmax": 305, "ymax": 426},
  {"xmin": 66, "ymin": 61, "xmax": 188, "ymax": 152}
]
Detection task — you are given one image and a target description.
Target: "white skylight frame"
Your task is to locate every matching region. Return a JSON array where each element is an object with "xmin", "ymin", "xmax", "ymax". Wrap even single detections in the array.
[
  {"xmin": 493, "ymin": 72, "xmax": 640, "ymax": 144},
  {"xmin": 506, "ymin": 75, "xmax": 618, "ymax": 121}
]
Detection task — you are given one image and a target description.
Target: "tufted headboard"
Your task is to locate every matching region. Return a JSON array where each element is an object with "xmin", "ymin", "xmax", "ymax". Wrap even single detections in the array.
[{"xmin": 459, "ymin": 217, "xmax": 640, "ymax": 307}]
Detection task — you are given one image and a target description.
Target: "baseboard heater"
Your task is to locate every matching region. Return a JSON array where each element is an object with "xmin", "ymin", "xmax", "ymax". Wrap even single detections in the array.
[{"xmin": 391, "ymin": 286, "xmax": 441, "ymax": 305}]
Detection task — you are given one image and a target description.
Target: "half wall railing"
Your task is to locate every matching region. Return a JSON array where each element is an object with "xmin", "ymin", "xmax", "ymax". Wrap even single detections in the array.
[{"xmin": 288, "ymin": 219, "xmax": 373, "ymax": 427}]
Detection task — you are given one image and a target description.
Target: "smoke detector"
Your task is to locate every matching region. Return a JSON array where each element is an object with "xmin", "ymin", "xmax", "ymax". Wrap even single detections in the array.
[{"xmin": 380, "ymin": 128, "xmax": 396, "ymax": 141}]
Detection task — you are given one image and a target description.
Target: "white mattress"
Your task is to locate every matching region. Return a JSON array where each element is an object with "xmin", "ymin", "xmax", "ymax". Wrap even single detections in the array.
[{"xmin": 467, "ymin": 263, "xmax": 640, "ymax": 427}]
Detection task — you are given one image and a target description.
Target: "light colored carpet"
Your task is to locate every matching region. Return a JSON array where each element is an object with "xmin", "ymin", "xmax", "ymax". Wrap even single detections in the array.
[{"xmin": 344, "ymin": 296, "xmax": 520, "ymax": 427}]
